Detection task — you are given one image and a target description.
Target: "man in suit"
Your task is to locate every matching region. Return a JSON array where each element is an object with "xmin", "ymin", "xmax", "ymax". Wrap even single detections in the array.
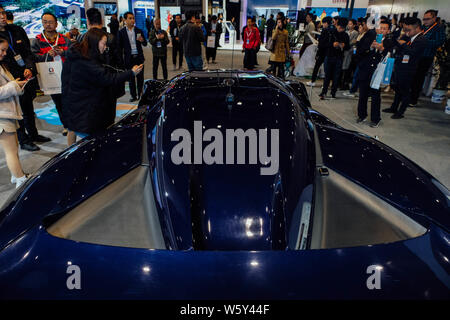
[
  {"xmin": 266, "ymin": 14, "xmax": 275, "ymax": 39},
  {"xmin": 356, "ymin": 20, "xmax": 395, "ymax": 127},
  {"xmin": 409, "ymin": 10, "xmax": 446, "ymax": 107},
  {"xmin": 170, "ymin": 14, "xmax": 184, "ymax": 70},
  {"xmin": 383, "ymin": 17, "xmax": 428, "ymax": 119},
  {"xmin": 205, "ymin": 15, "xmax": 222, "ymax": 64},
  {"xmin": 108, "ymin": 14, "xmax": 119, "ymax": 36},
  {"xmin": 117, "ymin": 12, "xmax": 147, "ymax": 102}
]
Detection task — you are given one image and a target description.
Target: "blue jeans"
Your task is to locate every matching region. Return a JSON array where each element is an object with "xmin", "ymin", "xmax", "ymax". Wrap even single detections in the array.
[
  {"xmin": 185, "ymin": 56, "xmax": 203, "ymax": 71},
  {"xmin": 350, "ymin": 66, "xmax": 360, "ymax": 93}
]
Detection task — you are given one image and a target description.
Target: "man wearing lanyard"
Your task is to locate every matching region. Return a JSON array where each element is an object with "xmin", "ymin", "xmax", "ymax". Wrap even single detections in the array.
[
  {"xmin": 0, "ymin": 5, "xmax": 50, "ymax": 151},
  {"xmin": 382, "ymin": 17, "xmax": 427, "ymax": 119},
  {"xmin": 149, "ymin": 18, "xmax": 170, "ymax": 80},
  {"xmin": 242, "ymin": 17, "xmax": 260, "ymax": 70},
  {"xmin": 32, "ymin": 12, "xmax": 70, "ymax": 136},
  {"xmin": 409, "ymin": 10, "xmax": 446, "ymax": 107}
]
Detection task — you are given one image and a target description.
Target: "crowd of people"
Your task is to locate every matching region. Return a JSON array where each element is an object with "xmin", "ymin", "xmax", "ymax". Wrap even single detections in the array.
[
  {"xmin": 300, "ymin": 10, "xmax": 446, "ymax": 128},
  {"xmin": 0, "ymin": 6, "xmax": 447, "ymax": 189}
]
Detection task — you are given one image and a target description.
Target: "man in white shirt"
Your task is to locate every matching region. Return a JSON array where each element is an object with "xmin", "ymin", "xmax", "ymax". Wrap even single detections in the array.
[{"xmin": 117, "ymin": 12, "xmax": 147, "ymax": 102}]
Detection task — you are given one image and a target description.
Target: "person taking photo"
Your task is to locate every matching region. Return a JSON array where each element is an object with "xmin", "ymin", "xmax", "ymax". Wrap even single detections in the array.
[
  {"xmin": 0, "ymin": 37, "xmax": 29, "ymax": 188},
  {"xmin": 61, "ymin": 28, "xmax": 143, "ymax": 142}
]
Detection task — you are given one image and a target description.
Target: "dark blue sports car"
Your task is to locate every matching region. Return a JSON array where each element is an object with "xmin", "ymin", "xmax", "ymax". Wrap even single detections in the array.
[{"xmin": 0, "ymin": 71, "xmax": 449, "ymax": 299}]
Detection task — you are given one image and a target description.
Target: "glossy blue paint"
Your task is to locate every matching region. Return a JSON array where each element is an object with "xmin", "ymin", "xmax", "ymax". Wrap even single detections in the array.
[
  {"xmin": 0, "ymin": 71, "xmax": 449, "ymax": 299},
  {"xmin": 0, "ymin": 223, "xmax": 448, "ymax": 299}
]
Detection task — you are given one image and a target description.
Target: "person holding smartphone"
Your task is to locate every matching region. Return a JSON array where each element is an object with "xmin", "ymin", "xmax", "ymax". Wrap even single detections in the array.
[
  {"xmin": 149, "ymin": 18, "xmax": 170, "ymax": 80},
  {"xmin": 0, "ymin": 37, "xmax": 29, "ymax": 188},
  {"xmin": 0, "ymin": 5, "xmax": 49, "ymax": 152},
  {"xmin": 117, "ymin": 12, "xmax": 147, "ymax": 102},
  {"xmin": 62, "ymin": 28, "xmax": 143, "ymax": 142}
]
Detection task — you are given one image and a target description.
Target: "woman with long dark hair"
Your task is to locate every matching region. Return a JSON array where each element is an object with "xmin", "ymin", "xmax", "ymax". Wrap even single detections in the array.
[
  {"xmin": 0, "ymin": 37, "xmax": 29, "ymax": 188},
  {"xmin": 61, "ymin": 28, "xmax": 143, "ymax": 144}
]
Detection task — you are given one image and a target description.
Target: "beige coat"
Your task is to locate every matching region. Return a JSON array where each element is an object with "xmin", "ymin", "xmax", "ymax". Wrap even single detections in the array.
[
  {"xmin": 270, "ymin": 28, "xmax": 289, "ymax": 63},
  {"xmin": 0, "ymin": 65, "xmax": 23, "ymax": 120}
]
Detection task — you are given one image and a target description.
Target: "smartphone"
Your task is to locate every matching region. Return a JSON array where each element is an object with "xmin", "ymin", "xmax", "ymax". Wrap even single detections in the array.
[{"xmin": 376, "ymin": 33, "xmax": 383, "ymax": 43}]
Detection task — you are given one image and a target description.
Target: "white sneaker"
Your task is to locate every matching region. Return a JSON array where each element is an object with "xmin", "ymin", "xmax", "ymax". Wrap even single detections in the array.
[
  {"xmin": 11, "ymin": 175, "xmax": 17, "ymax": 184},
  {"xmin": 343, "ymin": 91, "xmax": 356, "ymax": 97},
  {"xmin": 15, "ymin": 174, "xmax": 28, "ymax": 189},
  {"xmin": 306, "ymin": 81, "xmax": 316, "ymax": 87}
]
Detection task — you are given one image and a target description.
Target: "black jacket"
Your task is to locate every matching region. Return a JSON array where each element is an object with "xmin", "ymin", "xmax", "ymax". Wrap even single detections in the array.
[
  {"xmin": 169, "ymin": 21, "xmax": 184, "ymax": 45},
  {"xmin": 355, "ymin": 29, "xmax": 377, "ymax": 66},
  {"xmin": 0, "ymin": 24, "xmax": 35, "ymax": 78},
  {"xmin": 266, "ymin": 18, "xmax": 275, "ymax": 33},
  {"xmin": 205, "ymin": 22, "xmax": 223, "ymax": 48},
  {"xmin": 392, "ymin": 34, "xmax": 428, "ymax": 74},
  {"xmin": 180, "ymin": 21, "xmax": 205, "ymax": 57},
  {"xmin": 317, "ymin": 27, "xmax": 332, "ymax": 56},
  {"xmin": 326, "ymin": 28, "xmax": 350, "ymax": 58},
  {"xmin": 108, "ymin": 18, "xmax": 120, "ymax": 36},
  {"xmin": 116, "ymin": 26, "xmax": 147, "ymax": 68},
  {"xmin": 61, "ymin": 47, "xmax": 134, "ymax": 134},
  {"xmin": 358, "ymin": 34, "xmax": 396, "ymax": 82}
]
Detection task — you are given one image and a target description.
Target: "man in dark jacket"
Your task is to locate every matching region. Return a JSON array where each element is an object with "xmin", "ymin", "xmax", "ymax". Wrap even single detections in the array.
[
  {"xmin": 343, "ymin": 17, "xmax": 377, "ymax": 96},
  {"xmin": 266, "ymin": 14, "xmax": 275, "ymax": 39},
  {"xmin": 383, "ymin": 17, "xmax": 428, "ymax": 119},
  {"xmin": 307, "ymin": 16, "xmax": 332, "ymax": 86},
  {"xmin": 0, "ymin": 5, "xmax": 50, "ymax": 151},
  {"xmin": 180, "ymin": 12, "xmax": 205, "ymax": 71},
  {"xmin": 319, "ymin": 18, "xmax": 350, "ymax": 99},
  {"xmin": 357, "ymin": 20, "xmax": 395, "ymax": 127},
  {"xmin": 205, "ymin": 15, "xmax": 222, "ymax": 64},
  {"xmin": 108, "ymin": 14, "xmax": 120, "ymax": 36},
  {"xmin": 117, "ymin": 12, "xmax": 147, "ymax": 102},
  {"xmin": 61, "ymin": 36, "xmax": 141, "ymax": 136},
  {"xmin": 150, "ymin": 18, "xmax": 170, "ymax": 80},
  {"xmin": 170, "ymin": 14, "xmax": 184, "ymax": 70},
  {"xmin": 409, "ymin": 10, "xmax": 446, "ymax": 107}
]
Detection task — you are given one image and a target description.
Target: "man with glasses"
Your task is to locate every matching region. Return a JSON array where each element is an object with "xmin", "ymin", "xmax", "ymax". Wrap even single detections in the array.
[
  {"xmin": 0, "ymin": 5, "xmax": 51, "ymax": 151},
  {"xmin": 409, "ymin": 10, "xmax": 446, "ymax": 107},
  {"xmin": 383, "ymin": 17, "xmax": 428, "ymax": 119},
  {"xmin": 31, "ymin": 12, "xmax": 70, "ymax": 138}
]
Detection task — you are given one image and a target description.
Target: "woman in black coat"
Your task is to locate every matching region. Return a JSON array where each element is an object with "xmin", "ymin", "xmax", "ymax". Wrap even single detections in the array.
[{"xmin": 61, "ymin": 28, "xmax": 143, "ymax": 144}]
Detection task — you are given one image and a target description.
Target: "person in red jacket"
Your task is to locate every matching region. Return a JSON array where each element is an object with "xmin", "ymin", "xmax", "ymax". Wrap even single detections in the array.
[
  {"xmin": 242, "ymin": 17, "xmax": 260, "ymax": 70},
  {"xmin": 31, "ymin": 12, "xmax": 70, "ymax": 136}
]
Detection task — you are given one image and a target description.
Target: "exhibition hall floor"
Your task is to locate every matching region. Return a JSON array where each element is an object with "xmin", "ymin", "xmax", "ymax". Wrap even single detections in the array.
[{"xmin": 0, "ymin": 48, "xmax": 449, "ymax": 207}]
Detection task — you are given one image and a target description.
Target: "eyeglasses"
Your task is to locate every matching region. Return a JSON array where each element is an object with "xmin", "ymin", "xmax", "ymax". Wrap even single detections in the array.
[{"xmin": 423, "ymin": 18, "xmax": 433, "ymax": 21}]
